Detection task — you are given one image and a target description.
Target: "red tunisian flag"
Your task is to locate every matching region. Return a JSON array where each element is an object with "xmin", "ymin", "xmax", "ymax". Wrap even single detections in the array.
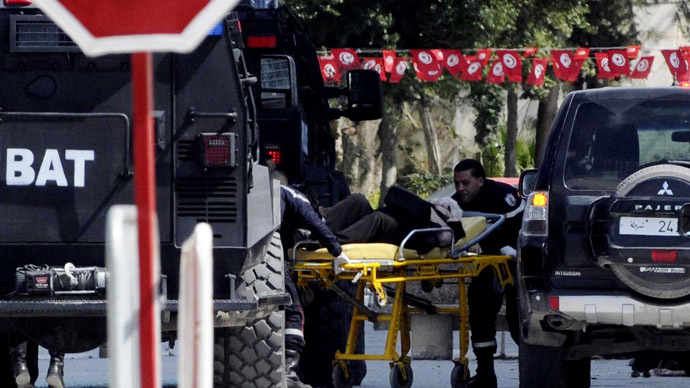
[
  {"xmin": 442, "ymin": 49, "xmax": 467, "ymax": 76},
  {"xmin": 411, "ymin": 49, "xmax": 440, "ymax": 73},
  {"xmin": 496, "ymin": 50, "xmax": 522, "ymax": 82},
  {"xmin": 389, "ymin": 58, "xmax": 408, "ymax": 83},
  {"xmin": 550, "ymin": 50, "xmax": 574, "ymax": 81},
  {"xmin": 630, "ymin": 56, "xmax": 654, "ymax": 79},
  {"xmin": 382, "ymin": 50, "xmax": 397, "ymax": 73},
  {"xmin": 476, "ymin": 48, "xmax": 492, "ymax": 65},
  {"xmin": 627, "ymin": 45, "xmax": 641, "ymax": 59},
  {"xmin": 523, "ymin": 47, "xmax": 538, "ymax": 58},
  {"xmin": 526, "ymin": 58, "xmax": 547, "ymax": 86},
  {"xmin": 574, "ymin": 47, "xmax": 590, "ymax": 60},
  {"xmin": 594, "ymin": 52, "xmax": 615, "ymax": 79},
  {"xmin": 607, "ymin": 50, "xmax": 630, "ymax": 76},
  {"xmin": 486, "ymin": 60, "xmax": 505, "ymax": 84},
  {"xmin": 362, "ymin": 57, "xmax": 387, "ymax": 81},
  {"xmin": 318, "ymin": 56, "xmax": 341, "ymax": 83},
  {"xmin": 414, "ymin": 61, "xmax": 442, "ymax": 82},
  {"xmin": 331, "ymin": 48, "xmax": 361, "ymax": 70},
  {"xmin": 662, "ymin": 49, "xmax": 689, "ymax": 81},
  {"xmin": 461, "ymin": 59, "xmax": 484, "ymax": 81}
]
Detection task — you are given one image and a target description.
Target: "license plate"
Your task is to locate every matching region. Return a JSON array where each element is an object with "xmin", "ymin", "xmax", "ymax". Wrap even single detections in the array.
[{"xmin": 619, "ymin": 216, "xmax": 679, "ymax": 236}]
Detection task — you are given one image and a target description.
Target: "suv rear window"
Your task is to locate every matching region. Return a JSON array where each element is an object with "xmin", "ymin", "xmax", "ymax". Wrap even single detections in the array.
[{"xmin": 565, "ymin": 99, "xmax": 690, "ymax": 190}]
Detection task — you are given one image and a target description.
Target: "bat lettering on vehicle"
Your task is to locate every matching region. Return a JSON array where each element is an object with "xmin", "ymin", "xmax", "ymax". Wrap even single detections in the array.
[{"xmin": 5, "ymin": 148, "xmax": 95, "ymax": 187}]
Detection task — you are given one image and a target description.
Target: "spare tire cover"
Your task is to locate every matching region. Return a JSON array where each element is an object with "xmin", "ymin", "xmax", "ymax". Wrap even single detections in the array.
[{"xmin": 609, "ymin": 164, "xmax": 690, "ymax": 299}]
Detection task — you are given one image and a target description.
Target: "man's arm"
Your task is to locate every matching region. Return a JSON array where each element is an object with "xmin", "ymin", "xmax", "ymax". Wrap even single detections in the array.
[{"xmin": 282, "ymin": 186, "xmax": 342, "ymax": 257}]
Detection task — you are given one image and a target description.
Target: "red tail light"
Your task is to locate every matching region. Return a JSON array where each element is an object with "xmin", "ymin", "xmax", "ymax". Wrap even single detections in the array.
[
  {"xmin": 265, "ymin": 144, "xmax": 281, "ymax": 165},
  {"xmin": 197, "ymin": 133, "xmax": 236, "ymax": 168},
  {"xmin": 5, "ymin": 0, "xmax": 32, "ymax": 4},
  {"xmin": 652, "ymin": 250, "xmax": 677, "ymax": 263},
  {"xmin": 247, "ymin": 36, "xmax": 277, "ymax": 48},
  {"xmin": 548, "ymin": 296, "xmax": 559, "ymax": 311}
]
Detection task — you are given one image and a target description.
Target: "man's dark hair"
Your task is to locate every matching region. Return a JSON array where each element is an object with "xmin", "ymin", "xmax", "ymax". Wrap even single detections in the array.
[{"xmin": 454, "ymin": 159, "xmax": 486, "ymax": 179}]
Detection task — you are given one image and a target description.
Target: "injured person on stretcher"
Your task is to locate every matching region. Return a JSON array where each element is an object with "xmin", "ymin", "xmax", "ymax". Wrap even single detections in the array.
[{"xmin": 299, "ymin": 185, "xmax": 490, "ymax": 272}]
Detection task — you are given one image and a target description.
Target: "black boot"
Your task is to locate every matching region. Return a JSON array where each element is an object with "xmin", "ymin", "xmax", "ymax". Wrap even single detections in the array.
[
  {"xmin": 46, "ymin": 352, "xmax": 65, "ymax": 388},
  {"xmin": 10, "ymin": 341, "xmax": 32, "ymax": 387},
  {"xmin": 468, "ymin": 349, "xmax": 497, "ymax": 388},
  {"xmin": 286, "ymin": 349, "xmax": 312, "ymax": 388}
]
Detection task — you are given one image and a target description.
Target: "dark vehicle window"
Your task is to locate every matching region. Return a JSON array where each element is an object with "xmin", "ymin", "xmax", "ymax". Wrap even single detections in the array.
[{"xmin": 565, "ymin": 99, "xmax": 690, "ymax": 190}]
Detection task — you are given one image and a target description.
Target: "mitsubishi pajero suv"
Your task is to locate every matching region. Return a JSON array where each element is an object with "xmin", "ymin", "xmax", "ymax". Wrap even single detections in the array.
[{"xmin": 518, "ymin": 87, "xmax": 690, "ymax": 387}]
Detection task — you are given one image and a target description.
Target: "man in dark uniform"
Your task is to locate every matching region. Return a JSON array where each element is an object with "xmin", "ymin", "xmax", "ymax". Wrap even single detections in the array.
[
  {"xmin": 451, "ymin": 159, "xmax": 524, "ymax": 388},
  {"xmin": 279, "ymin": 185, "xmax": 349, "ymax": 388}
]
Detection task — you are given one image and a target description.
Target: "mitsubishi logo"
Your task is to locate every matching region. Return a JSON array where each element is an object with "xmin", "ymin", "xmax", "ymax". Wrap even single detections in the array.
[{"xmin": 657, "ymin": 181, "xmax": 674, "ymax": 196}]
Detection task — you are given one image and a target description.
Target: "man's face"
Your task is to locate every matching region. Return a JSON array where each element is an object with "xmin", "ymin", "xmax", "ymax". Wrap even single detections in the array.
[{"xmin": 454, "ymin": 169, "xmax": 484, "ymax": 203}]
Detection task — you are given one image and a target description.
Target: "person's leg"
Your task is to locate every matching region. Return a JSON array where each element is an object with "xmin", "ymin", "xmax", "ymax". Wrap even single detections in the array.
[
  {"xmin": 505, "ymin": 261, "xmax": 520, "ymax": 345},
  {"xmin": 25, "ymin": 340, "xmax": 38, "ymax": 385},
  {"xmin": 283, "ymin": 264, "xmax": 311, "ymax": 388},
  {"xmin": 8, "ymin": 333, "xmax": 31, "ymax": 387},
  {"xmin": 333, "ymin": 211, "xmax": 400, "ymax": 245},
  {"xmin": 324, "ymin": 194, "xmax": 374, "ymax": 234},
  {"xmin": 467, "ymin": 269, "xmax": 504, "ymax": 388},
  {"xmin": 46, "ymin": 350, "xmax": 64, "ymax": 388}
]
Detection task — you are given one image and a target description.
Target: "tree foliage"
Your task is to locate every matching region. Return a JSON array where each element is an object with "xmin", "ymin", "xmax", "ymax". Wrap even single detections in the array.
[{"xmin": 287, "ymin": 0, "xmax": 638, "ymax": 190}]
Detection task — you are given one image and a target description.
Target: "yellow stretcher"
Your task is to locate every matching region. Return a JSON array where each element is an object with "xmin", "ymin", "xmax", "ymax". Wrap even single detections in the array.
[{"xmin": 291, "ymin": 212, "xmax": 514, "ymax": 388}]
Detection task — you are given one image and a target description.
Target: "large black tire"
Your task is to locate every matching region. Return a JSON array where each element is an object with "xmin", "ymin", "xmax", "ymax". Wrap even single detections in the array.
[
  {"xmin": 301, "ymin": 281, "xmax": 366, "ymax": 387},
  {"xmin": 214, "ymin": 232, "xmax": 286, "ymax": 388},
  {"xmin": 519, "ymin": 342, "xmax": 590, "ymax": 388}
]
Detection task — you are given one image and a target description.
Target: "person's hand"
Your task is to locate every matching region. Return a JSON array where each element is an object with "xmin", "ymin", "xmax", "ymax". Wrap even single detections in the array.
[
  {"xmin": 500, "ymin": 245, "xmax": 517, "ymax": 258},
  {"xmin": 334, "ymin": 252, "xmax": 352, "ymax": 275},
  {"xmin": 432, "ymin": 197, "xmax": 463, "ymax": 220}
]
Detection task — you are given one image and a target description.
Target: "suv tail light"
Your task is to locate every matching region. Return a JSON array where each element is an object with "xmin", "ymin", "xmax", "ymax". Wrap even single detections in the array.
[
  {"xmin": 522, "ymin": 191, "xmax": 549, "ymax": 236},
  {"xmin": 265, "ymin": 143, "xmax": 281, "ymax": 165}
]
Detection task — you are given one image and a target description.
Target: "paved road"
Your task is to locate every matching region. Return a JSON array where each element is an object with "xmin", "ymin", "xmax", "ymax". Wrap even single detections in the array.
[{"xmin": 29, "ymin": 322, "xmax": 689, "ymax": 387}]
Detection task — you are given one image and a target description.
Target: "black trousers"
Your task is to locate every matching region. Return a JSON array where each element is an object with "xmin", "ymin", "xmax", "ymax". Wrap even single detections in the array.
[
  {"xmin": 324, "ymin": 193, "xmax": 405, "ymax": 245},
  {"xmin": 468, "ymin": 261, "xmax": 519, "ymax": 357},
  {"xmin": 284, "ymin": 263, "xmax": 305, "ymax": 352}
]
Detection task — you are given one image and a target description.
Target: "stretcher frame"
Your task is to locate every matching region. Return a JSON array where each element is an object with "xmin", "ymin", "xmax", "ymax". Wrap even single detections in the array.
[{"xmin": 291, "ymin": 212, "xmax": 515, "ymax": 388}]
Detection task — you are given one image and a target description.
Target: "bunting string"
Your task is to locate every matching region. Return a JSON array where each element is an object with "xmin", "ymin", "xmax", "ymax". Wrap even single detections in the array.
[{"xmin": 316, "ymin": 45, "xmax": 690, "ymax": 86}]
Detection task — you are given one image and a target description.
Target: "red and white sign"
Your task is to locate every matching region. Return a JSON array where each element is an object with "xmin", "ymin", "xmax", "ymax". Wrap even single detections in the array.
[{"xmin": 33, "ymin": 0, "xmax": 239, "ymax": 56}]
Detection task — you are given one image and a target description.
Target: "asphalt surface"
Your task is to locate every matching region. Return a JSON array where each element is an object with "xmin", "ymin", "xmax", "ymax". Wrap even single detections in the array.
[{"xmin": 29, "ymin": 322, "xmax": 690, "ymax": 387}]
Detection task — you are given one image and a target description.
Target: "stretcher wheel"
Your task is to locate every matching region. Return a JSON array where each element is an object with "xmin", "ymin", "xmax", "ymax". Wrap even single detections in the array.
[
  {"xmin": 332, "ymin": 363, "xmax": 354, "ymax": 388},
  {"xmin": 450, "ymin": 362, "xmax": 469, "ymax": 388},
  {"xmin": 389, "ymin": 363, "xmax": 413, "ymax": 388}
]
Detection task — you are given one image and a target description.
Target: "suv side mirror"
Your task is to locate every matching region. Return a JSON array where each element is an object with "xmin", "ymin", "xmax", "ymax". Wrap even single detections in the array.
[
  {"xmin": 344, "ymin": 69, "xmax": 383, "ymax": 121},
  {"xmin": 259, "ymin": 55, "xmax": 297, "ymax": 109},
  {"xmin": 519, "ymin": 169, "xmax": 538, "ymax": 198}
]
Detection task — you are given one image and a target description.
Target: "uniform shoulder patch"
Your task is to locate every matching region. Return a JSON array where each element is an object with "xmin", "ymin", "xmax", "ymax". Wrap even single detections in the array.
[{"xmin": 504, "ymin": 193, "xmax": 517, "ymax": 207}]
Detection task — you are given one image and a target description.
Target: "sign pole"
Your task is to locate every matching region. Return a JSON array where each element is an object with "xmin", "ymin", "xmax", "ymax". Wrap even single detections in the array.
[{"xmin": 132, "ymin": 52, "xmax": 160, "ymax": 388}]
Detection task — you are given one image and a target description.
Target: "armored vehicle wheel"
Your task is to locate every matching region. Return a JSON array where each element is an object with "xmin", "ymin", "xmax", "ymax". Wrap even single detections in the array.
[
  {"xmin": 450, "ymin": 362, "xmax": 468, "ymax": 388},
  {"xmin": 332, "ymin": 363, "xmax": 355, "ymax": 388},
  {"xmin": 214, "ymin": 232, "xmax": 286, "ymax": 388},
  {"xmin": 301, "ymin": 282, "xmax": 366, "ymax": 387},
  {"xmin": 389, "ymin": 363, "xmax": 413, "ymax": 388},
  {"xmin": 519, "ymin": 342, "xmax": 590, "ymax": 388}
]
